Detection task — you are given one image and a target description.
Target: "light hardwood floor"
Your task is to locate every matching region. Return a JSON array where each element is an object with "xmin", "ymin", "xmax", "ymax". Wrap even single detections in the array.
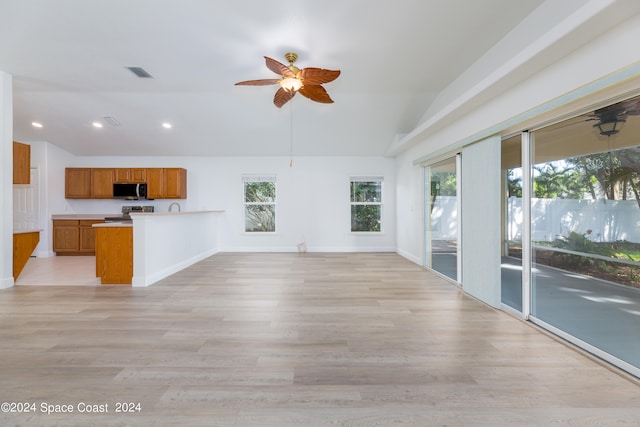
[{"xmin": 1, "ymin": 252, "xmax": 639, "ymax": 426}]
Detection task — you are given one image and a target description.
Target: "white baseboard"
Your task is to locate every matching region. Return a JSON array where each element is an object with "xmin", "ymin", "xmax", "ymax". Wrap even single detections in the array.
[
  {"xmin": 0, "ymin": 276, "xmax": 14, "ymax": 289},
  {"xmin": 396, "ymin": 248, "xmax": 422, "ymax": 265}
]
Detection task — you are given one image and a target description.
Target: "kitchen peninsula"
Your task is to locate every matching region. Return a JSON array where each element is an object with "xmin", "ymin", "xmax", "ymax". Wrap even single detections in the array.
[
  {"xmin": 13, "ymin": 229, "xmax": 41, "ymax": 279},
  {"xmin": 94, "ymin": 210, "xmax": 223, "ymax": 286}
]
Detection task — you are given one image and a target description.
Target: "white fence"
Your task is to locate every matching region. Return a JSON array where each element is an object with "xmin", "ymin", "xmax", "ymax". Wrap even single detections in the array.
[{"xmin": 430, "ymin": 196, "xmax": 640, "ymax": 243}]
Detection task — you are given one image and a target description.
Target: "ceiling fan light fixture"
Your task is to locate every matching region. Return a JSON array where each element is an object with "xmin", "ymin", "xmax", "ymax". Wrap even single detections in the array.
[
  {"xmin": 279, "ymin": 77, "xmax": 303, "ymax": 93},
  {"xmin": 594, "ymin": 118, "xmax": 625, "ymax": 137}
]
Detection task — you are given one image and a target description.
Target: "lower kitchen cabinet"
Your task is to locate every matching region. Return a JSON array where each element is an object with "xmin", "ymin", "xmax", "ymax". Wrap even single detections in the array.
[
  {"xmin": 53, "ymin": 219, "xmax": 104, "ymax": 255},
  {"xmin": 95, "ymin": 226, "xmax": 133, "ymax": 285}
]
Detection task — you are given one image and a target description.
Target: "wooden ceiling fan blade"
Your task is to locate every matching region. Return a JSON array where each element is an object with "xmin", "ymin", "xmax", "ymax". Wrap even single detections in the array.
[
  {"xmin": 299, "ymin": 85, "xmax": 333, "ymax": 104},
  {"xmin": 265, "ymin": 56, "xmax": 294, "ymax": 78},
  {"xmin": 274, "ymin": 87, "xmax": 296, "ymax": 108},
  {"xmin": 299, "ymin": 68, "xmax": 340, "ymax": 85},
  {"xmin": 235, "ymin": 79, "xmax": 279, "ymax": 86}
]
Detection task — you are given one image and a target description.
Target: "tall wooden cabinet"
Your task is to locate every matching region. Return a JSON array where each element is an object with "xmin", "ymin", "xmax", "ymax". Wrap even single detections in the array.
[{"xmin": 13, "ymin": 141, "xmax": 31, "ymax": 184}]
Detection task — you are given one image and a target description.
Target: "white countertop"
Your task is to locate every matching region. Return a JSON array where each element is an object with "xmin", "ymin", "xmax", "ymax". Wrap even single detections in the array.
[
  {"xmin": 130, "ymin": 209, "xmax": 224, "ymax": 217},
  {"xmin": 13, "ymin": 229, "xmax": 43, "ymax": 234},
  {"xmin": 52, "ymin": 214, "xmax": 112, "ymax": 220}
]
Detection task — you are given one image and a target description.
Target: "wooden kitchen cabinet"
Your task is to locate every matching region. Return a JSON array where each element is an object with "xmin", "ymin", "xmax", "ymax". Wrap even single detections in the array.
[
  {"xmin": 145, "ymin": 167, "xmax": 187, "ymax": 199},
  {"xmin": 53, "ymin": 220, "xmax": 81, "ymax": 253},
  {"xmin": 146, "ymin": 168, "xmax": 164, "ymax": 199},
  {"xmin": 164, "ymin": 168, "xmax": 187, "ymax": 199},
  {"xmin": 13, "ymin": 141, "xmax": 31, "ymax": 184},
  {"xmin": 91, "ymin": 168, "xmax": 114, "ymax": 198},
  {"xmin": 95, "ymin": 226, "xmax": 133, "ymax": 285},
  {"xmin": 65, "ymin": 168, "xmax": 92, "ymax": 198},
  {"xmin": 80, "ymin": 220, "xmax": 102, "ymax": 252},
  {"xmin": 131, "ymin": 168, "xmax": 147, "ymax": 182},
  {"xmin": 114, "ymin": 168, "xmax": 131, "ymax": 182},
  {"xmin": 114, "ymin": 168, "xmax": 146, "ymax": 183},
  {"xmin": 65, "ymin": 167, "xmax": 186, "ymax": 199},
  {"xmin": 53, "ymin": 219, "xmax": 104, "ymax": 255}
]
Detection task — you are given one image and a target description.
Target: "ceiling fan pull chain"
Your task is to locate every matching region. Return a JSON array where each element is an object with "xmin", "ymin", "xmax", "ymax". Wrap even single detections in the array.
[{"xmin": 289, "ymin": 99, "xmax": 294, "ymax": 167}]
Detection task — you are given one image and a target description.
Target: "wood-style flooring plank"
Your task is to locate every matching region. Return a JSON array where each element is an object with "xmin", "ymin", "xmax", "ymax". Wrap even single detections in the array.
[{"xmin": 1, "ymin": 252, "xmax": 639, "ymax": 426}]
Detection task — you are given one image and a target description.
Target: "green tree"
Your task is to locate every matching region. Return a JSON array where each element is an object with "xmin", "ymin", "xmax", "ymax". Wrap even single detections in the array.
[
  {"xmin": 244, "ymin": 182, "xmax": 276, "ymax": 232},
  {"xmin": 532, "ymin": 161, "xmax": 585, "ymax": 199}
]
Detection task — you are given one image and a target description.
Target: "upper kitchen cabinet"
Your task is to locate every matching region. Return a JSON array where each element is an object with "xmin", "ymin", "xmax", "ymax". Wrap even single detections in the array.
[
  {"xmin": 146, "ymin": 168, "xmax": 164, "ymax": 199},
  {"xmin": 164, "ymin": 168, "xmax": 187, "ymax": 199},
  {"xmin": 65, "ymin": 167, "xmax": 186, "ymax": 199},
  {"xmin": 91, "ymin": 168, "xmax": 114, "ymax": 198},
  {"xmin": 146, "ymin": 168, "xmax": 187, "ymax": 199},
  {"xmin": 65, "ymin": 168, "xmax": 91, "ymax": 198},
  {"xmin": 114, "ymin": 168, "xmax": 147, "ymax": 183},
  {"xmin": 13, "ymin": 141, "xmax": 30, "ymax": 184}
]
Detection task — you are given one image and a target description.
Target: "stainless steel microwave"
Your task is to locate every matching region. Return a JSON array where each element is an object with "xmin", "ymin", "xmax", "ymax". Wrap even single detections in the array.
[{"xmin": 113, "ymin": 183, "xmax": 147, "ymax": 199}]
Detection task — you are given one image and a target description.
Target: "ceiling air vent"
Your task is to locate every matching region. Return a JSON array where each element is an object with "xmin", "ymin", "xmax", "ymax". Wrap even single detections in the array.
[
  {"xmin": 126, "ymin": 66, "xmax": 153, "ymax": 78},
  {"xmin": 103, "ymin": 116, "xmax": 120, "ymax": 126}
]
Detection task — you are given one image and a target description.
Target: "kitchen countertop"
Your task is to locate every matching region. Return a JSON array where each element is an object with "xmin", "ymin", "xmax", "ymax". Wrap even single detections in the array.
[
  {"xmin": 13, "ymin": 229, "xmax": 42, "ymax": 234},
  {"xmin": 52, "ymin": 214, "xmax": 113, "ymax": 220},
  {"xmin": 130, "ymin": 209, "xmax": 224, "ymax": 217},
  {"xmin": 93, "ymin": 222, "xmax": 132, "ymax": 228}
]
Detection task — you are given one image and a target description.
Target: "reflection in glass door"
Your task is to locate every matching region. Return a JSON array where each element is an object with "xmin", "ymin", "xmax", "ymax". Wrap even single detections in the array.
[
  {"xmin": 425, "ymin": 157, "xmax": 459, "ymax": 281},
  {"xmin": 501, "ymin": 136, "xmax": 524, "ymax": 312},
  {"xmin": 530, "ymin": 94, "xmax": 640, "ymax": 376}
]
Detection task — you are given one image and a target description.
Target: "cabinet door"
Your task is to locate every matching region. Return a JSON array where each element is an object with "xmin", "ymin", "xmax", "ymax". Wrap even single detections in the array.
[
  {"xmin": 79, "ymin": 220, "xmax": 103, "ymax": 252},
  {"xmin": 146, "ymin": 168, "xmax": 164, "ymax": 199},
  {"xmin": 164, "ymin": 168, "xmax": 187, "ymax": 199},
  {"xmin": 13, "ymin": 141, "xmax": 31, "ymax": 184},
  {"xmin": 65, "ymin": 168, "xmax": 91, "ymax": 198},
  {"xmin": 53, "ymin": 220, "xmax": 80, "ymax": 252},
  {"xmin": 114, "ymin": 168, "xmax": 131, "ymax": 183},
  {"xmin": 131, "ymin": 168, "xmax": 147, "ymax": 182},
  {"xmin": 91, "ymin": 168, "xmax": 114, "ymax": 198}
]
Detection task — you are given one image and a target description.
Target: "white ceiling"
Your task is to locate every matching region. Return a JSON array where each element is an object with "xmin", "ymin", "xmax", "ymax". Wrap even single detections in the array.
[{"xmin": 1, "ymin": 0, "xmax": 546, "ymax": 157}]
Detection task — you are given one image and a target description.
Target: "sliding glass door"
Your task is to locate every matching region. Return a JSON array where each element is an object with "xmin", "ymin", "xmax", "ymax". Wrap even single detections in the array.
[
  {"xmin": 501, "ymin": 136, "xmax": 524, "ymax": 312},
  {"xmin": 529, "ymin": 95, "xmax": 640, "ymax": 375},
  {"xmin": 425, "ymin": 157, "xmax": 460, "ymax": 282}
]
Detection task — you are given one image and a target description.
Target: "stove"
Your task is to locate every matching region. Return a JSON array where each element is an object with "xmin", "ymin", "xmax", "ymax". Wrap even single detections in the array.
[{"xmin": 104, "ymin": 205, "xmax": 154, "ymax": 223}]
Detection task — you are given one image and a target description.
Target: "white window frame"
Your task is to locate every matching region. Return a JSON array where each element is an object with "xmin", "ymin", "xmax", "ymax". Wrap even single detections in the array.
[
  {"xmin": 350, "ymin": 176, "xmax": 384, "ymax": 233},
  {"xmin": 242, "ymin": 175, "xmax": 277, "ymax": 233}
]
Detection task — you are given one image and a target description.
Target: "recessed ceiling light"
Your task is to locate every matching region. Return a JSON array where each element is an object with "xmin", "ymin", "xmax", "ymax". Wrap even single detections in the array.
[
  {"xmin": 31, "ymin": 122, "xmax": 43, "ymax": 128},
  {"xmin": 92, "ymin": 122, "xmax": 103, "ymax": 128},
  {"xmin": 162, "ymin": 122, "xmax": 172, "ymax": 129}
]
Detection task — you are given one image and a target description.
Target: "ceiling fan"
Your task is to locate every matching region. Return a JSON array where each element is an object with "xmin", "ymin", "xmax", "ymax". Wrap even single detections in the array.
[
  {"xmin": 235, "ymin": 52, "xmax": 340, "ymax": 108},
  {"xmin": 550, "ymin": 95, "xmax": 640, "ymax": 136},
  {"xmin": 588, "ymin": 97, "xmax": 640, "ymax": 136}
]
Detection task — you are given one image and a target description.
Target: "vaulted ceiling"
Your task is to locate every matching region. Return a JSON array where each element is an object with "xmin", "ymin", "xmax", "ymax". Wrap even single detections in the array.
[{"xmin": 0, "ymin": 0, "xmax": 583, "ymax": 157}]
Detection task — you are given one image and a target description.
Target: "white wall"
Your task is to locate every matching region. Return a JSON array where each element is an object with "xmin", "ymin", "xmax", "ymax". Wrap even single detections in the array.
[
  {"xmin": 0, "ymin": 72, "xmax": 13, "ymax": 289},
  {"xmin": 39, "ymin": 153, "xmax": 396, "ymax": 254}
]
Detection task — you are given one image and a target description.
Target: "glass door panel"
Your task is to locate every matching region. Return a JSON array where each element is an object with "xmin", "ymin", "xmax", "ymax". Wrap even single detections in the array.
[
  {"xmin": 426, "ymin": 157, "xmax": 458, "ymax": 281},
  {"xmin": 530, "ymin": 94, "xmax": 640, "ymax": 374},
  {"xmin": 502, "ymin": 135, "xmax": 523, "ymax": 311}
]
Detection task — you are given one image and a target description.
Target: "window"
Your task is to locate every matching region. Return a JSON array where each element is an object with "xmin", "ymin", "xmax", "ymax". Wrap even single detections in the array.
[
  {"xmin": 243, "ymin": 176, "xmax": 276, "ymax": 232},
  {"xmin": 350, "ymin": 177, "xmax": 383, "ymax": 232}
]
